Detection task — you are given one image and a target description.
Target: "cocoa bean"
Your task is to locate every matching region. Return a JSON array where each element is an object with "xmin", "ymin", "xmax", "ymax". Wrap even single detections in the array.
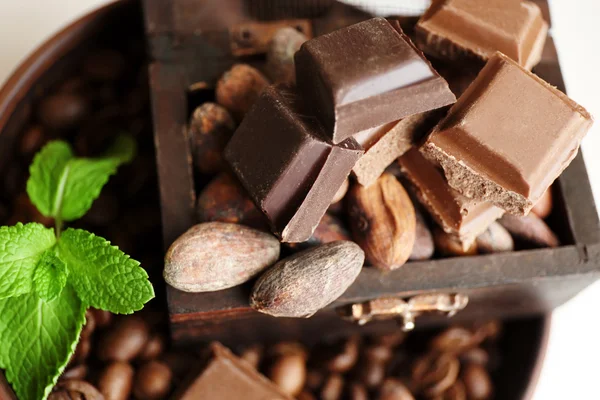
[
  {"xmin": 498, "ymin": 213, "xmax": 559, "ymax": 248},
  {"xmin": 251, "ymin": 241, "xmax": 364, "ymax": 318},
  {"xmin": 410, "ymin": 211, "xmax": 435, "ymax": 261},
  {"xmin": 164, "ymin": 222, "xmax": 280, "ymax": 292},
  {"xmin": 287, "ymin": 213, "xmax": 351, "ymax": 251},
  {"xmin": 433, "ymin": 228, "xmax": 478, "ymax": 257},
  {"xmin": 531, "ymin": 187, "xmax": 553, "ymax": 219},
  {"xmin": 216, "ymin": 64, "xmax": 269, "ymax": 120},
  {"xmin": 196, "ymin": 173, "xmax": 266, "ymax": 230},
  {"xmin": 266, "ymin": 27, "xmax": 308, "ymax": 84},
  {"xmin": 188, "ymin": 103, "xmax": 236, "ymax": 175},
  {"xmin": 98, "ymin": 362, "xmax": 134, "ymax": 400},
  {"xmin": 476, "ymin": 222, "xmax": 514, "ymax": 254},
  {"xmin": 348, "ymin": 174, "xmax": 416, "ymax": 270}
]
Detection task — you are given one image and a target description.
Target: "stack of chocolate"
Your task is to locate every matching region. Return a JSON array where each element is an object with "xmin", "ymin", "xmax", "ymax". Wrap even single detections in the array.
[{"xmin": 225, "ymin": 1, "xmax": 592, "ymax": 250}]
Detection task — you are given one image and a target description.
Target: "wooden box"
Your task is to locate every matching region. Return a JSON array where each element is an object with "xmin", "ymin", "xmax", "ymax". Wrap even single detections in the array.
[{"xmin": 142, "ymin": 0, "xmax": 600, "ymax": 347}]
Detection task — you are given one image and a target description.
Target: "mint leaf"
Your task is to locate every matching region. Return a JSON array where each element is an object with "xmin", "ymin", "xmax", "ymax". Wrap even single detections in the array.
[
  {"xmin": 33, "ymin": 251, "xmax": 68, "ymax": 302},
  {"xmin": 26, "ymin": 137, "xmax": 136, "ymax": 222},
  {"xmin": 0, "ymin": 223, "xmax": 56, "ymax": 300},
  {"xmin": 58, "ymin": 228, "xmax": 154, "ymax": 314},
  {"xmin": 26, "ymin": 141, "xmax": 73, "ymax": 218},
  {"xmin": 0, "ymin": 285, "xmax": 85, "ymax": 400}
]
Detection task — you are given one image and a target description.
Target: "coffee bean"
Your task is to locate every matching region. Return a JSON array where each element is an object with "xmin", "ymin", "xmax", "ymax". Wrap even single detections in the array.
[
  {"xmin": 378, "ymin": 378, "xmax": 415, "ymax": 400},
  {"xmin": 321, "ymin": 374, "xmax": 344, "ymax": 400},
  {"xmin": 348, "ymin": 382, "xmax": 369, "ymax": 400},
  {"xmin": 358, "ymin": 360, "xmax": 386, "ymax": 388},
  {"xmin": 91, "ymin": 309, "xmax": 112, "ymax": 328},
  {"xmin": 38, "ymin": 92, "xmax": 89, "ymax": 131},
  {"xmin": 139, "ymin": 334, "xmax": 165, "ymax": 361},
  {"xmin": 462, "ymin": 364, "xmax": 492, "ymax": 400},
  {"xmin": 268, "ymin": 353, "xmax": 306, "ymax": 396},
  {"xmin": 98, "ymin": 315, "xmax": 149, "ymax": 362},
  {"xmin": 326, "ymin": 336, "xmax": 359, "ymax": 373},
  {"xmin": 83, "ymin": 50, "xmax": 126, "ymax": 81},
  {"xmin": 297, "ymin": 391, "xmax": 317, "ymax": 400},
  {"xmin": 98, "ymin": 362, "xmax": 134, "ymax": 400},
  {"xmin": 80, "ymin": 310, "xmax": 96, "ymax": 340},
  {"xmin": 71, "ymin": 338, "xmax": 91, "ymax": 365},
  {"xmin": 374, "ymin": 331, "xmax": 407, "ymax": 348},
  {"xmin": 240, "ymin": 345, "xmax": 263, "ymax": 369},
  {"xmin": 133, "ymin": 361, "xmax": 173, "ymax": 400},
  {"xmin": 471, "ymin": 320, "xmax": 502, "ymax": 343},
  {"xmin": 53, "ymin": 380, "xmax": 102, "ymax": 400},
  {"xmin": 459, "ymin": 348, "xmax": 489, "ymax": 366},
  {"xmin": 305, "ymin": 369, "xmax": 325, "ymax": 391},
  {"xmin": 412, "ymin": 353, "xmax": 460, "ymax": 397},
  {"xmin": 365, "ymin": 344, "xmax": 393, "ymax": 364},
  {"xmin": 430, "ymin": 327, "xmax": 478, "ymax": 354},
  {"xmin": 61, "ymin": 365, "xmax": 88, "ymax": 381},
  {"xmin": 19, "ymin": 125, "xmax": 46, "ymax": 156},
  {"xmin": 433, "ymin": 380, "xmax": 466, "ymax": 400}
]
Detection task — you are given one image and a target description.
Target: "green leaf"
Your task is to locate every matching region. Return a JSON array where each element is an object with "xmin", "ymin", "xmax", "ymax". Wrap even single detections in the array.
[
  {"xmin": 26, "ymin": 136, "xmax": 136, "ymax": 222},
  {"xmin": 26, "ymin": 141, "xmax": 73, "ymax": 218},
  {"xmin": 33, "ymin": 251, "xmax": 68, "ymax": 302},
  {"xmin": 58, "ymin": 228, "xmax": 154, "ymax": 314},
  {"xmin": 0, "ymin": 285, "xmax": 86, "ymax": 400},
  {"xmin": 0, "ymin": 223, "xmax": 56, "ymax": 300}
]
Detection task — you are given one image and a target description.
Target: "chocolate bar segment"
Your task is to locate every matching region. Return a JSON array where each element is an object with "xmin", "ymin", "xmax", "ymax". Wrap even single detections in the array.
[
  {"xmin": 416, "ymin": 0, "xmax": 548, "ymax": 70},
  {"xmin": 172, "ymin": 342, "xmax": 292, "ymax": 400},
  {"xmin": 399, "ymin": 148, "xmax": 504, "ymax": 244},
  {"xmin": 295, "ymin": 17, "xmax": 456, "ymax": 143},
  {"xmin": 352, "ymin": 112, "xmax": 435, "ymax": 187},
  {"xmin": 422, "ymin": 52, "xmax": 593, "ymax": 215},
  {"xmin": 225, "ymin": 84, "xmax": 363, "ymax": 242}
]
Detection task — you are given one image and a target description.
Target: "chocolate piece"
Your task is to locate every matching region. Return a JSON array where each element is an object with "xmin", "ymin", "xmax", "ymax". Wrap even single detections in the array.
[
  {"xmin": 422, "ymin": 52, "xmax": 593, "ymax": 215},
  {"xmin": 352, "ymin": 111, "xmax": 435, "ymax": 187},
  {"xmin": 416, "ymin": 0, "xmax": 548, "ymax": 70},
  {"xmin": 172, "ymin": 342, "xmax": 292, "ymax": 400},
  {"xmin": 295, "ymin": 17, "xmax": 455, "ymax": 143},
  {"xmin": 225, "ymin": 84, "xmax": 363, "ymax": 242},
  {"xmin": 399, "ymin": 148, "xmax": 504, "ymax": 244}
]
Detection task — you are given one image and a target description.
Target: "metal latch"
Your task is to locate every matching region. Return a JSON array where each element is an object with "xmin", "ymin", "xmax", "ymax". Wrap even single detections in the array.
[
  {"xmin": 336, "ymin": 293, "xmax": 469, "ymax": 331},
  {"xmin": 229, "ymin": 20, "xmax": 313, "ymax": 56}
]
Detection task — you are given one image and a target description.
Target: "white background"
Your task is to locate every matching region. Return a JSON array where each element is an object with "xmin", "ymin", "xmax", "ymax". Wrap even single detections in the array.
[{"xmin": 1, "ymin": 1, "xmax": 599, "ymax": 398}]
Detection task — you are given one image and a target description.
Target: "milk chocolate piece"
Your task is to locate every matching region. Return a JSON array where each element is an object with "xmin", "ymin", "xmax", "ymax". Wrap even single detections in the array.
[
  {"xmin": 172, "ymin": 342, "xmax": 292, "ymax": 400},
  {"xmin": 295, "ymin": 17, "xmax": 456, "ymax": 144},
  {"xmin": 399, "ymin": 148, "xmax": 504, "ymax": 244},
  {"xmin": 225, "ymin": 85, "xmax": 363, "ymax": 242},
  {"xmin": 422, "ymin": 52, "xmax": 593, "ymax": 215},
  {"xmin": 352, "ymin": 112, "xmax": 433, "ymax": 187},
  {"xmin": 416, "ymin": 0, "xmax": 548, "ymax": 70}
]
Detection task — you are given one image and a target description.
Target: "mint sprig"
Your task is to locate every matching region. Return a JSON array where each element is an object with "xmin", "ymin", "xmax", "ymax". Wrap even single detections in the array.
[{"xmin": 0, "ymin": 137, "xmax": 154, "ymax": 400}]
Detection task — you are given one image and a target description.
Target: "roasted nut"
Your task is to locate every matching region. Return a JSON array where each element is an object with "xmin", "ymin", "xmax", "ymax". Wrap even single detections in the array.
[
  {"xmin": 321, "ymin": 374, "xmax": 344, "ymax": 400},
  {"xmin": 378, "ymin": 378, "xmax": 415, "ymax": 400},
  {"xmin": 98, "ymin": 315, "xmax": 150, "ymax": 362},
  {"xmin": 268, "ymin": 352, "xmax": 306, "ymax": 396},
  {"xmin": 412, "ymin": 353, "xmax": 460, "ymax": 397},
  {"xmin": 499, "ymin": 213, "xmax": 559, "ymax": 248},
  {"xmin": 531, "ymin": 187, "xmax": 553, "ymax": 219},
  {"xmin": 433, "ymin": 228, "xmax": 478, "ymax": 257},
  {"xmin": 251, "ymin": 241, "xmax": 364, "ymax": 318},
  {"xmin": 331, "ymin": 178, "xmax": 350, "ymax": 205},
  {"xmin": 196, "ymin": 173, "xmax": 266, "ymax": 230},
  {"xmin": 462, "ymin": 364, "xmax": 492, "ymax": 400},
  {"xmin": 348, "ymin": 174, "xmax": 416, "ymax": 270},
  {"xmin": 216, "ymin": 64, "xmax": 269, "ymax": 120},
  {"xmin": 410, "ymin": 210, "xmax": 435, "ymax": 261},
  {"xmin": 476, "ymin": 222, "xmax": 514, "ymax": 254},
  {"xmin": 188, "ymin": 103, "xmax": 236, "ymax": 175},
  {"xmin": 133, "ymin": 361, "xmax": 173, "ymax": 400},
  {"xmin": 38, "ymin": 92, "xmax": 89, "ymax": 131},
  {"xmin": 266, "ymin": 27, "xmax": 308, "ymax": 84},
  {"xmin": 164, "ymin": 222, "xmax": 280, "ymax": 292},
  {"xmin": 326, "ymin": 336, "xmax": 360, "ymax": 373},
  {"xmin": 98, "ymin": 362, "xmax": 134, "ymax": 400},
  {"xmin": 287, "ymin": 213, "xmax": 351, "ymax": 251}
]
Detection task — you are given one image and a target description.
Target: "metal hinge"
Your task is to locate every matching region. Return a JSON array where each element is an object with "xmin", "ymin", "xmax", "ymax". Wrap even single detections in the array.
[{"xmin": 336, "ymin": 293, "xmax": 469, "ymax": 331}]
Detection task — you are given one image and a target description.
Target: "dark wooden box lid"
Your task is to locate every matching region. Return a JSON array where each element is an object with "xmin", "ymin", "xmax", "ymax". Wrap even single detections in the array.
[{"xmin": 143, "ymin": 0, "xmax": 600, "ymax": 346}]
